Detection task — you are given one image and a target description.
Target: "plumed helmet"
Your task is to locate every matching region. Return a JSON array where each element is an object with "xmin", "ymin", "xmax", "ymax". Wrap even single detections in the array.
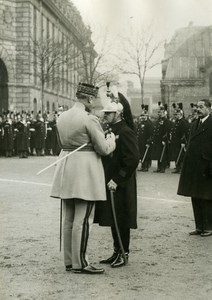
[{"xmin": 118, "ymin": 92, "xmax": 135, "ymax": 131}]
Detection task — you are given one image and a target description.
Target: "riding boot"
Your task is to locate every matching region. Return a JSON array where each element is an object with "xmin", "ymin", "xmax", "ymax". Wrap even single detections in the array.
[{"xmin": 111, "ymin": 252, "xmax": 129, "ymax": 268}]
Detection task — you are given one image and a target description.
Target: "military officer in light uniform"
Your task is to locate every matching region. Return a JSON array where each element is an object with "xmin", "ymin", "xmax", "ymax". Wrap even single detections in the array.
[{"xmin": 51, "ymin": 82, "xmax": 116, "ymax": 274}]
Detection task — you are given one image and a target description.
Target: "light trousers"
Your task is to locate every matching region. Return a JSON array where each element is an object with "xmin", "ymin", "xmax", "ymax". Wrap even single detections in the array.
[{"xmin": 62, "ymin": 199, "xmax": 94, "ymax": 269}]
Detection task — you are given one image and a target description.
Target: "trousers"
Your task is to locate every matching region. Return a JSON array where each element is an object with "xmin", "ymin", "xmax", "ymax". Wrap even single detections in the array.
[
  {"xmin": 62, "ymin": 199, "xmax": 94, "ymax": 269},
  {"xmin": 111, "ymin": 226, "xmax": 130, "ymax": 253}
]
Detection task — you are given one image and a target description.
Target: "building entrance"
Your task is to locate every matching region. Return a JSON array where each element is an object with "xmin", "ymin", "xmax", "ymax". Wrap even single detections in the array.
[{"xmin": 0, "ymin": 59, "xmax": 8, "ymax": 114}]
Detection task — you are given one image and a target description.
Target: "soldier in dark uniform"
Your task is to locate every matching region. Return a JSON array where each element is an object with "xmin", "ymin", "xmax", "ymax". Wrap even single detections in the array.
[
  {"xmin": 34, "ymin": 112, "xmax": 46, "ymax": 156},
  {"xmin": 51, "ymin": 113, "xmax": 61, "ymax": 156},
  {"xmin": 2, "ymin": 113, "xmax": 14, "ymax": 157},
  {"xmin": 95, "ymin": 89, "xmax": 140, "ymax": 268},
  {"xmin": 14, "ymin": 114, "xmax": 30, "ymax": 158},
  {"xmin": 44, "ymin": 112, "xmax": 53, "ymax": 155},
  {"xmin": 137, "ymin": 105, "xmax": 153, "ymax": 172},
  {"xmin": 170, "ymin": 104, "xmax": 189, "ymax": 173},
  {"xmin": 28, "ymin": 112, "xmax": 36, "ymax": 155},
  {"xmin": 152, "ymin": 103, "xmax": 171, "ymax": 173}
]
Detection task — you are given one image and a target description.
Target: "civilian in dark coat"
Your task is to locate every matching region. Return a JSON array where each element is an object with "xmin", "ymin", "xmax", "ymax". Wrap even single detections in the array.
[
  {"xmin": 178, "ymin": 99, "xmax": 212, "ymax": 236},
  {"xmin": 95, "ymin": 95, "xmax": 139, "ymax": 268}
]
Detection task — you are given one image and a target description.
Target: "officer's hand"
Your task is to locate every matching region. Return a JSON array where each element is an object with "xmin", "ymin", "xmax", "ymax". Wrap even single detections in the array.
[
  {"xmin": 181, "ymin": 143, "xmax": 185, "ymax": 148},
  {"xmin": 107, "ymin": 179, "xmax": 117, "ymax": 191},
  {"xmin": 162, "ymin": 141, "xmax": 165, "ymax": 146}
]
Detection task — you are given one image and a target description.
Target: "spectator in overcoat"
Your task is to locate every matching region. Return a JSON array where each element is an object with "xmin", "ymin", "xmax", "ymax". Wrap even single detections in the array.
[{"xmin": 178, "ymin": 99, "xmax": 212, "ymax": 237}]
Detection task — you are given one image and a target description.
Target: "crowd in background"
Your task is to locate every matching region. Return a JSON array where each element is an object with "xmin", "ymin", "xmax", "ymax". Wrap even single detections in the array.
[
  {"xmin": 134, "ymin": 102, "xmax": 199, "ymax": 174},
  {"xmin": 0, "ymin": 110, "xmax": 61, "ymax": 158},
  {"xmin": 0, "ymin": 101, "xmax": 199, "ymax": 168}
]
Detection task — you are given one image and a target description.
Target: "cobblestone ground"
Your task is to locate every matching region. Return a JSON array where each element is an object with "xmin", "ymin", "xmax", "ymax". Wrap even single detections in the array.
[{"xmin": 0, "ymin": 156, "xmax": 212, "ymax": 300}]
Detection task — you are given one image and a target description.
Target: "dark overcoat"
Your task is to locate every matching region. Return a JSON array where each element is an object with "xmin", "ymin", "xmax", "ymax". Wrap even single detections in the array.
[
  {"xmin": 94, "ymin": 120, "xmax": 140, "ymax": 229},
  {"xmin": 177, "ymin": 115, "xmax": 212, "ymax": 200},
  {"xmin": 15, "ymin": 121, "xmax": 29, "ymax": 152},
  {"xmin": 152, "ymin": 117, "xmax": 171, "ymax": 162},
  {"xmin": 34, "ymin": 120, "xmax": 46, "ymax": 149},
  {"xmin": 2, "ymin": 121, "xmax": 14, "ymax": 151},
  {"xmin": 170, "ymin": 118, "xmax": 189, "ymax": 161},
  {"xmin": 137, "ymin": 119, "xmax": 153, "ymax": 162}
]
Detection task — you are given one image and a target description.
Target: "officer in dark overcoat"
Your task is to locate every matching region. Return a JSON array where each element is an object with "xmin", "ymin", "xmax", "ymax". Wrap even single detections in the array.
[
  {"xmin": 14, "ymin": 114, "xmax": 29, "ymax": 158},
  {"xmin": 95, "ymin": 90, "xmax": 139, "ymax": 268},
  {"xmin": 2, "ymin": 113, "xmax": 14, "ymax": 157},
  {"xmin": 50, "ymin": 113, "xmax": 61, "ymax": 155},
  {"xmin": 170, "ymin": 104, "xmax": 189, "ymax": 173},
  {"xmin": 152, "ymin": 103, "xmax": 171, "ymax": 173},
  {"xmin": 178, "ymin": 99, "xmax": 212, "ymax": 236},
  {"xmin": 34, "ymin": 112, "xmax": 46, "ymax": 156},
  {"xmin": 137, "ymin": 106, "xmax": 153, "ymax": 171},
  {"xmin": 44, "ymin": 113, "xmax": 53, "ymax": 155}
]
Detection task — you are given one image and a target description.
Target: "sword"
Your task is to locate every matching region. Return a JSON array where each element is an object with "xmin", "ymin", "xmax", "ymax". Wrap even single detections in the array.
[
  {"xmin": 159, "ymin": 143, "xmax": 166, "ymax": 163},
  {"xmin": 60, "ymin": 199, "xmax": 62, "ymax": 252},
  {"xmin": 110, "ymin": 190, "xmax": 128, "ymax": 265},
  {"xmin": 36, "ymin": 143, "xmax": 87, "ymax": 175},
  {"xmin": 176, "ymin": 144, "xmax": 185, "ymax": 166},
  {"xmin": 141, "ymin": 144, "xmax": 150, "ymax": 163}
]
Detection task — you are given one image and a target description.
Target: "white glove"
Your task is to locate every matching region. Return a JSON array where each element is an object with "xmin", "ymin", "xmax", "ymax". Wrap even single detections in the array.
[
  {"xmin": 106, "ymin": 132, "xmax": 115, "ymax": 141},
  {"xmin": 107, "ymin": 179, "xmax": 117, "ymax": 191}
]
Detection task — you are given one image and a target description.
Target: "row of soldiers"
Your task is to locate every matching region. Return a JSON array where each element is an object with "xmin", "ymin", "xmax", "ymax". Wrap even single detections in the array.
[
  {"xmin": 135, "ymin": 102, "xmax": 197, "ymax": 173},
  {"xmin": 0, "ymin": 111, "xmax": 61, "ymax": 158}
]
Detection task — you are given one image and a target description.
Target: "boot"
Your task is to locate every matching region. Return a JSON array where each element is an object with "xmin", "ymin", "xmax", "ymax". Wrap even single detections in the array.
[
  {"xmin": 99, "ymin": 251, "xmax": 119, "ymax": 264},
  {"xmin": 111, "ymin": 253, "xmax": 129, "ymax": 268}
]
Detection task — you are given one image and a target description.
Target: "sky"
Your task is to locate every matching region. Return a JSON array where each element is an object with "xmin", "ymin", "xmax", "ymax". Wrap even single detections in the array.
[{"xmin": 71, "ymin": 0, "xmax": 212, "ymax": 78}]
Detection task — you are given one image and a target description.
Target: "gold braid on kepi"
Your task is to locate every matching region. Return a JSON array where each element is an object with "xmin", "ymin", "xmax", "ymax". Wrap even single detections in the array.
[{"xmin": 77, "ymin": 82, "xmax": 99, "ymax": 98}]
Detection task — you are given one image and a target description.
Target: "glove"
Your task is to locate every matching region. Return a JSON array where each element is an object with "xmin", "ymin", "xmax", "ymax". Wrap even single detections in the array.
[
  {"xmin": 162, "ymin": 141, "xmax": 165, "ymax": 146},
  {"xmin": 107, "ymin": 179, "xmax": 117, "ymax": 191},
  {"xmin": 106, "ymin": 132, "xmax": 115, "ymax": 141}
]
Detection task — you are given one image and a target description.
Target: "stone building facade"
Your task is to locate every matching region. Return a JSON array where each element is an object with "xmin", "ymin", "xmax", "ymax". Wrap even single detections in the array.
[
  {"xmin": 161, "ymin": 23, "xmax": 212, "ymax": 117},
  {"xmin": 0, "ymin": 0, "xmax": 95, "ymax": 115}
]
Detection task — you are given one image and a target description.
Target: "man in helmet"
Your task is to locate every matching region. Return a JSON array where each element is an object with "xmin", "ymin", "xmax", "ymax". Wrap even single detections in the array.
[{"xmin": 95, "ymin": 92, "xmax": 140, "ymax": 268}]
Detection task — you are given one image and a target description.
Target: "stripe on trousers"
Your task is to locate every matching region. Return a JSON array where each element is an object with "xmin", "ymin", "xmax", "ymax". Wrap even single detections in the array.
[{"xmin": 80, "ymin": 202, "xmax": 94, "ymax": 268}]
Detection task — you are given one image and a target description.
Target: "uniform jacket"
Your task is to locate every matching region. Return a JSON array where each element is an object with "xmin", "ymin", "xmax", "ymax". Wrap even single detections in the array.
[
  {"xmin": 2, "ymin": 121, "xmax": 14, "ymax": 151},
  {"xmin": 94, "ymin": 120, "xmax": 140, "ymax": 229},
  {"xmin": 178, "ymin": 115, "xmax": 212, "ymax": 200},
  {"xmin": 34, "ymin": 120, "xmax": 46, "ymax": 149},
  {"xmin": 137, "ymin": 119, "xmax": 153, "ymax": 161},
  {"xmin": 170, "ymin": 118, "xmax": 189, "ymax": 161},
  {"xmin": 14, "ymin": 121, "xmax": 29, "ymax": 152},
  {"xmin": 51, "ymin": 102, "xmax": 115, "ymax": 201},
  {"xmin": 152, "ymin": 117, "xmax": 171, "ymax": 162}
]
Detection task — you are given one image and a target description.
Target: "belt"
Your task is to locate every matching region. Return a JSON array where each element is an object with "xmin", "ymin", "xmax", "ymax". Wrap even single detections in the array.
[{"xmin": 62, "ymin": 145, "xmax": 94, "ymax": 152}]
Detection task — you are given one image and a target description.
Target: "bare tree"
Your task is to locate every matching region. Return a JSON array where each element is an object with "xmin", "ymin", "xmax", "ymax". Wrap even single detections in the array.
[
  {"xmin": 118, "ymin": 24, "xmax": 164, "ymax": 105},
  {"xmin": 78, "ymin": 27, "xmax": 120, "ymax": 88},
  {"xmin": 29, "ymin": 36, "xmax": 77, "ymax": 113}
]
